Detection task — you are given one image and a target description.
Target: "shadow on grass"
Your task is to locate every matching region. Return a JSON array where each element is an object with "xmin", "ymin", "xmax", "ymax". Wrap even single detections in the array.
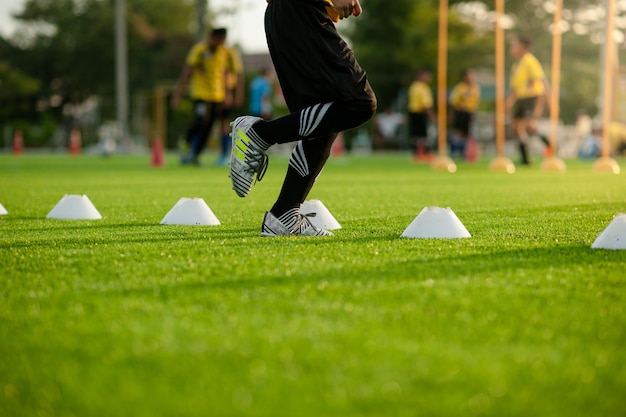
[
  {"xmin": 1, "ymin": 220, "xmax": 408, "ymax": 249},
  {"xmin": 70, "ymin": 243, "xmax": 624, "ymax": 300},
  {"xmin": 0, "ymin": 224, "xmax": 263, "ymax": 249}
]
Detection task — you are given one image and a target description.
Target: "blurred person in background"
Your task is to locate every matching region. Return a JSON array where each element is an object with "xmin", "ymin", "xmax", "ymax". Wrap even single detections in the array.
[
  {"xmin": 609, "ymin": 121, "xmax": 626, "ymax": 156},
  {"xmin": 171, "ymin": 28, "xmax": 242, "ymax": 166},
  {"xmin": 578, "ymin": 121, "xmax": 601, "ymax": 159},
  {"xmin": 373, "ymin": 106, "xmax": 405, "ymax": 150},
  {"xmin": 217, "ymin": 45, "xmax": 245, "ymax": 165},
  {"xmin": 505, "ymin": 34, "xmax": 550, "ymax": 165},
  {"xmin": 448, "ymin": 68, "xmax": 480, "ymax": 159},
  {"xmin": 249, "ymin": 67, "xmax": 274, "ymax": 120},
  {"xmin": 407, "ymin": 68, "xmax": 435, "ymax": 161}
]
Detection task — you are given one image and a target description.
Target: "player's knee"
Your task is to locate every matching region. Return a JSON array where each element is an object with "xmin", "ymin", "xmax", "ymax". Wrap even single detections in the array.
[
  {"xmin": 366, "ymin": 94, "xmax": 378, "ymax": 117},
  {"xmin": 353, "ymin": 97, "xmax": 377, "ymax": 125}
]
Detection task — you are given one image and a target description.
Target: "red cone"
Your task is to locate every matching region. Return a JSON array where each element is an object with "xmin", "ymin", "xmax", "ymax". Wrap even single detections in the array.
[
  {"xmin": 465, "ymin": 137, "xmax": 478, "ymax": 163},
  {"xmin": 151, "ymin": 137, "xmax": 165, "ymax": 167},
  {"xmin": 69, "ymin": 128, "xmax": 81, "ymax": 155},
  {"xmin": 12, "ymin": 130, "xmax": 23, "ymax": 155},
  {"xmin": 412, "ymin": 140, "xmax": 434, "ymax": 163}
]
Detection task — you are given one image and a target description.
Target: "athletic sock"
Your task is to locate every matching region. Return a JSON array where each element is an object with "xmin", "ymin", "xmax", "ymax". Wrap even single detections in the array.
[
  {"xmin": 518, "ymin": 139, "xmax": 530, "ymax": 165},
  {"xmin": 270, "ymin": 136, "xmax": 335, "ymax": 216},
  {"xmin": 243, "ymin": 124, "xmax": 272, "ymax": 152},
  {"xmin": 253, "ymin": 101, "xmax": 373, "ymax": 145},
  {"xmin": 258, "ymin": 101, "xmax": 373, "ymax": 218}
]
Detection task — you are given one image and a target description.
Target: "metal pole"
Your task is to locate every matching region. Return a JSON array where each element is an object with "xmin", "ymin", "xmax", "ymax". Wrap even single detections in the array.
[
  {"xmin": 489, "ymin": 0, "xmax": 515, "ymax": 173},
  {"xmin": 593, "ymin": 0, "xmax": 621, "ymax": 173},
  {"xmin": 602, "ymin": 0, "xmax": 615, "ymax": 159},
  {"xmin": 115, "ymin": 0, "xmax": 128, "ymax": 147},
  {"xmin": 432, "ymin": 0, "xmax": 456, "ymax": 173},
  {"xmin": 548, "ymin": 0, "xmax": 562, "ymax": 153},
  {"xmin": 541, "ymin": 0, "xmax": 566, "ymax": 171},
  {"xmin": 437, "ymin": 0, "xmax": 448, "ymax": 157},
  {"xmin": 495, "ymin": 0, "xmax": 505, "ymax": 158}
]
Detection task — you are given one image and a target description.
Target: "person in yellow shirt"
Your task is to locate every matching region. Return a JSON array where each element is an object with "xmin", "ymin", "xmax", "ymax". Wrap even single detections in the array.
[
  {"xmin": 407, "ymin": 69, "xmax": 435, "ymax": 161},
  {"xmin": 505, "ymin": 34, "xmax": 550, "ymax": 165},
  {"xmin": 448, "ymin": 68, "xmax": 480, "ymax": 158},
  {"xmin": 217, "ymin": 46, "xmax": 244, "ymax": 165},
  {"xmin": 171, "ymin": 28, "xmax": 242, "ymax": 165}
]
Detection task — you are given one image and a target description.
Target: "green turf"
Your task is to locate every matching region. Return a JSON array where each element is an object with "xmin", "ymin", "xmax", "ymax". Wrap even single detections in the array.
[{"xmin": 1, "ymin": 153, "xmax": 625, "ymax": 417}]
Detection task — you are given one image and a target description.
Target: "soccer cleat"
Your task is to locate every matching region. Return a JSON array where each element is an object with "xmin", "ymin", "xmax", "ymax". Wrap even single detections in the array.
[
  {"xmin": 229, "ymin": 116, "xmax": 269, "ymax": 197},
  {"xmin": 261, "ymin": 211, "xmax": 333, "ymax": 237}
]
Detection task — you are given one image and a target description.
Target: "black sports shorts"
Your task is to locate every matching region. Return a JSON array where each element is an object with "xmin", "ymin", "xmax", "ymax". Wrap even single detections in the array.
[
  {"xmin": 408, "ymin": 112, "xmax": 428, "ymax": 138},
  {"xmin": 452, "ymin": 110, "xmax": 473, "ymax": 136},
  {"xmin": 264, "ymin": 0, "xmax": 376, "ymax": 113},
  {"xmin": 512, "ymin": 96, "xmax": 539, "ymax": 120}
]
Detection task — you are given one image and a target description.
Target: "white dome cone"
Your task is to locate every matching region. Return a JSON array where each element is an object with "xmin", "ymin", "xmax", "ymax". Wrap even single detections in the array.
[
  {"xmin": 0, "ymin": 203, "xmax": 7, "ymax": 215},
  {"xmin": 591, "ymin": 213, "xmax": 626, "ymax": 250},
  {"xmin": 160, "ymin": 197, "xmax": 220, "ymax": 226},
  {"xmin": 46, "ymin": 194, "xmax": 102, "ymax": 220},
  {"xmin": 300, "ymin": 199, "xmax": 341, "ymax": 230},
  {"xmin": 401, "ymin": 206, "xmax": 471, "ymax": 239}
]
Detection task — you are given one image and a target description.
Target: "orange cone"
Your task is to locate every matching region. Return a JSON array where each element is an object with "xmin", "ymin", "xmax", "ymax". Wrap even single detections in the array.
[
  {"xmin": 151, "ymin": 137, "xmax": 165, "ymax": 167},
  {"xmin": 69, "ymin": 128, "xmax": 81, "ymax": 155},
  {"xmin": 12, "ymin": 130, "xmax": 24, "ymax": 155}
]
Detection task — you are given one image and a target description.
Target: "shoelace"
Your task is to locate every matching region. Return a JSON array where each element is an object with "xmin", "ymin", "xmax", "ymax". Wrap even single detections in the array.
[
  {"xmin": 291, "ymin": 213, "xmax": 323, "ymax": 235},
  {"xmin": 244, "ymin": 153, "xmax": 269, "ymax": 182}
]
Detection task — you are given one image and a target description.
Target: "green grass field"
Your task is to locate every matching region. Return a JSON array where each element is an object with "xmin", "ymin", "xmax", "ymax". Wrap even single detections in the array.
[{"xmin": 1, "ymin": 152, "xmax": 625, "ymax": 417}]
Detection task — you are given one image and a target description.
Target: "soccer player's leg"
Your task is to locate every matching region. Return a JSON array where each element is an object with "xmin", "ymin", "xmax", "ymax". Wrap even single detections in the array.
[
  {"xmin": 252, "ymin": 0, "xmax": 376, "ymax": 235},
  {"xmin": 190, "ymin": 102, "xmax": 218, "ymax": 166},
  {"xmin": 181, "ymin": 100, "xmax": 205, "ymax": 165},
  {"xmin": 217, "ymin": 103, "xmax": 232, "ymax": 166},
  {"xmin": 262, "ymin": 135, "xmax": 336, "ymax": 236}
]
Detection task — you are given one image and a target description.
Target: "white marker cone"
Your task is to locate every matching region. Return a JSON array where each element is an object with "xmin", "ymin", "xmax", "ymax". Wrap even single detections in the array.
[
  {"xmin": 0, "ymin": 203, "xmax": 7, "ymax": 215},
  {"xmin": 46, "ymin": 194, "xmax": 102, "ymax": 220},
  {"xmin": 160, "ymin": 198, "xmax": 220, "ymax": 226},
  {"xmin": 401, "ymin": 206, "xmax": 471, "ymax": 239},
  {"xmin": 300, "ymin": 199, "xmax": 341, "ymax": 230},
  {"xmin": 591, "ymin": 213, "xmax": 626, "ymax": 250}
]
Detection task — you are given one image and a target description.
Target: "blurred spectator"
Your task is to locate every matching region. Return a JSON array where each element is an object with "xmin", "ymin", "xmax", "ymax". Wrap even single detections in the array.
[
  {"xmin": 505, "ymin": 34, "xmax": 550, "ymax": 165},
  {"xmin": 171, "ymin": 28, "xmax": 241, "ymax": 166},
  {"xmin": 448, "ymin": 68, "xmax": 480, "ymax": 158},
  {"xmin": 578, "ymin": 121, "xmax": 601, "ymax": 159},
  {"xmin": 575, "ymin": 111, "xmax": 592, "ymax": 140},
  {"xmin": 407, "ymin": 69, "xmax": 435, "ymax": 160},
  {"xmin": 372, "ymin": 106, "xmax": 405, "ymax": 150},
  {"xmin": 217, "ymin": 45, "xmax": 244, "ymax": 165},
  {"xmin": 609, "ymin": 122, "xmax": 626, "ymax": 156},
  {"xmin": 249, "ymin": 68, "xmax": 274, "ymax": 120},
  {"xmin": 578, "ymin": 120, "xmax": 626, "ymax": 158}
]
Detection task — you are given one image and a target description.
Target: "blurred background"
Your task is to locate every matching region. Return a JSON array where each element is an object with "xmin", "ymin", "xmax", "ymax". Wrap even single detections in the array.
[{"xmin": 1, "ymin": 0, "xmax": 625, "ymax": 157}]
